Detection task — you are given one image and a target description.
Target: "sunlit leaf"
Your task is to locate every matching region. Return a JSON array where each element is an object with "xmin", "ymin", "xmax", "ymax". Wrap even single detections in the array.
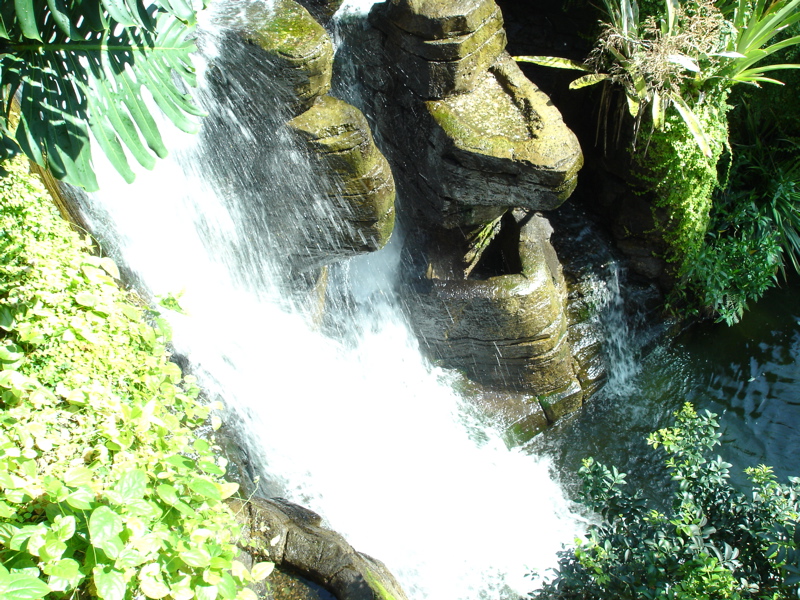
[
  {"xmin": 0, "ymin": 572, "xmax": 52, "ymax": 599},
  {"xmin": 669, "ymin": 93, "xmax": 712, "ymax": 158},
  {"xmin": 89, "ymin": 506, "xmax": 123, "ymax": 546},
  {"xmin": 568, "ymin": 73, "xmax": 611, "ymax": 89},
  {"xmin": 514, "ymin": 55, "xmax": 591, "ymax": 71},
  {"xmin": 93, "ymin": 566, "xmax": 125, "ymax": 600}
]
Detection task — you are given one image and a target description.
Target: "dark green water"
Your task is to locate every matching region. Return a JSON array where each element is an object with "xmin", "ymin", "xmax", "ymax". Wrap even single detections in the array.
[{"xmin": 532, "ymin": 275, "xmax": 800, "ymax": 500}]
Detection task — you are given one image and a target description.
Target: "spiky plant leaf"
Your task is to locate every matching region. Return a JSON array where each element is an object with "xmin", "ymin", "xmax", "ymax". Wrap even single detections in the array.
[
  {"xmin": 669, "ymin": 93, "xmax": 713, "ymax": 158},
  {"xmin": 568, "ymin": 73, "xmax": 612, "ymax": 89},
  {"xmin": 0, "ymin": 3, "xmax": 203, "ymax": 191},
  {"xmin": 514, "ymin": 55, "xmax": 591, "ymax": 71}
]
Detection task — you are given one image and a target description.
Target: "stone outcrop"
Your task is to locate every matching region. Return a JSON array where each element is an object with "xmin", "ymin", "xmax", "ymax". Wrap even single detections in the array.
[
  {"xmin": 230, "ymin": 0, "xmax": 396, "ymax": 272},
  {"xmin": 230, "ymin": 497, "xmax": 408, "ymax": 600},
  {"xmin": 286, "ymin": 96, "xmax": 395, "ymax": 266},
  {"xmin": 348, "ymin": 0, "xmax": 592, "ymax": 428},
  {"xmin": 296, "ymin": 0, "xmax": 344, "ymax": 24},
  {"xmin": 242, "ymin": 0, "xmax": 334, "ymax": 116},
  {"xmin": 362, "ymin": 0, "xmax": 582, "ymax": 229},
  {"xmin": 369, "ymin": 0, "xmax": 507, "ymax": 99},
  {"xmin": 405, "ymin": 212, "xmax": 583, "ymax": 423}
]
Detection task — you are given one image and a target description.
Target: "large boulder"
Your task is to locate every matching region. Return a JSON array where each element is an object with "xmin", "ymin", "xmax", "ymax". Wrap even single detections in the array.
[
  {"xmin": 369, "ymin": 0, "xmax": 506, "ymax": 98},
  {"xmin": 422, "ymin": 53, "xmax": 583, "ymax": 227},
  {"xmin": 230, "ymin": 497, "xmax": 408, "ymax": 600},
  {"xmin": 404, "ymin": 212, "xmax": 584, "ymax": 423},
  {"xmin": 296, "ymin": 0, "xmax": 345, "ymax": 24},
  {"xmin": 360, "ymin": 1, "xmax": 582, "ymax": 230},
  {"xmin": 241, "ymin": 0, "xmax": 334, "ymax": 115},
  {"xmin": 286, "ymin": 96, "xmax": 396, "ymax": 268}
]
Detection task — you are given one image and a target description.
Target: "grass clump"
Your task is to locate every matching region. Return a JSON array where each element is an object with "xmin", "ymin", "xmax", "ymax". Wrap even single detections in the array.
[{"xmin": 0, "ymin": 156, "xmax": 268, "ymax": 600}]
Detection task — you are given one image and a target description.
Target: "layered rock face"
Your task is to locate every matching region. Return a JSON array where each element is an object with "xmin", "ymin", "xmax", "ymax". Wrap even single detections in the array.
[
  {"xmin": 231, "ymin": 497, "xmax": 408, "ymax": 600},
  {"xmin": 354, "ymin": 0, "xmax": 592, "ymax": 425},
  {"xmin": 235, "ymin": 0, "xmax": 396, "ymax": 270},
  {"xmin": 405, "ymin": 213, "xmax": 583, "ymax": 424}
]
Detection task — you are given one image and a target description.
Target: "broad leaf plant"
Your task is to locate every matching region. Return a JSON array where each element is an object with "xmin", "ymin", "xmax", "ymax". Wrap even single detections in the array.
[{"xmin": 0, "ymin": 0, "xmax": 206, "ymax": 191}]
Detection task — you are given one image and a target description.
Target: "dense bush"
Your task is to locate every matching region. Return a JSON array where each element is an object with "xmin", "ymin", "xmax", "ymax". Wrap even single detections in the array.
[
  {"xmin": 0, "ymin": 157, "xmax": 269, "ymax": 600},
  {"xmin": 532, "ymin": 404, "xmax": 800, "ymax": 600}
]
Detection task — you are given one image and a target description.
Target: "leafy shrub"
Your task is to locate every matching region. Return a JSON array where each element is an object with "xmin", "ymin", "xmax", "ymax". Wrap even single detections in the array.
[
  {"xmin": 532, "ymin": 404, "xmax": 800, "ymax": 600},
  {"xmin": 0, "ymin": 157, "xmax": 269, "ymax": 600},
  {"xmin": 678, "ymin": 103, "xmax": 800, "ymax": 324}
]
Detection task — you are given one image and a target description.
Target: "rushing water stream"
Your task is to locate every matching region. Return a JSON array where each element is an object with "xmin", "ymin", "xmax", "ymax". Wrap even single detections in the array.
[
  {"xmin": 70, "ymin": 2, "xmax": 584, "ymax": 598},
  {"xmin": 64, "ymin": 0, "xmax": 800, "ymax": 597}
]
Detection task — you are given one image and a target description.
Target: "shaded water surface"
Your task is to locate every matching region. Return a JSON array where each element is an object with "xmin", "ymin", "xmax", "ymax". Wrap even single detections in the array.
[{"xmin": 533, "ymin": 275, "xmax": 800, "ymax": 499}]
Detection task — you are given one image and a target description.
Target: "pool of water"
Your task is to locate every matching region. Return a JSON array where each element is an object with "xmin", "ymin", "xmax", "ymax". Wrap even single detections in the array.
[{"xmin": 532, "ymin": 274, "xmax": 800, "ymax": 500}]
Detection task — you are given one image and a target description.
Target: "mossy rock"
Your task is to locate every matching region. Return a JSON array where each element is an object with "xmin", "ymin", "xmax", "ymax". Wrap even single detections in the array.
[
  {"xmin": 381, "ymin": 0, "xmax": 498, "ymax": 39},
  {"xmin": 370, "ymin": 0, "xmax": 506, "ymax": 98},
  {"xmin": 404, "ymin": 213, "xmax": 583, "ymax": 413},
  {"xmin": 241, "ymin": 0, "xmax": 334, "ymax": 113},
  {"xmin": 425, "ymin": 53, "xmax": 583, "ymax": 216},
  {"xmin": 286, "ymin": 96, "xmax": 396, "ymax": 263},
  {"xmin": 372, "ymin": 3, "xmax": 504, "ymax": 62}
]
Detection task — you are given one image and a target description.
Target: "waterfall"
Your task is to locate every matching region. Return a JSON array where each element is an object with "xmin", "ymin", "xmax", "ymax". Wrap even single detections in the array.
[{"xmin": 69, "ymin": 1, "xmax": 584, "ymax": 598}]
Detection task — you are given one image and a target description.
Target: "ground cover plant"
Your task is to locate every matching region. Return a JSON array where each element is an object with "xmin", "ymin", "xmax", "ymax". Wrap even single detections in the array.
[
  {"xmin": 0, "ymin": 156, "xmax": 270, "ymax": 599},
  {"xmin": 532, "ymin": 404, "xmax": 800, "ymax": 599}
]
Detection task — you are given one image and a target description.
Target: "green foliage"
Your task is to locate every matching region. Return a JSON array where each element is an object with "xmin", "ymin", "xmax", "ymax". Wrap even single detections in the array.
[
  {"xmin": 637, "ymin": 93, "xmax": 729, "ymax": 259},
  {"xmin": 678, "ymin": 104, "xmax": 800, "ymax": 324},
  {"xmin": 516, "ymin": 0, "xmax": 800, "ymax": 317},
  {"xmin": 532, "ymin": 404, "xmax": 800, "ymax": 600},
  {"xmin": 0, "ymin": 156, "xmax": 268, "ymax": 600},
  {"xmin": 0, "ymin": 0, "xmax": 205, "ymax": 192}
]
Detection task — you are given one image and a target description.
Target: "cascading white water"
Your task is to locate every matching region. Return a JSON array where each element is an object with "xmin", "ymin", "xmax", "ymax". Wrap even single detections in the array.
[{"xmin": 72, "ymin": 1, "xmax": 584, "ymax": 598}]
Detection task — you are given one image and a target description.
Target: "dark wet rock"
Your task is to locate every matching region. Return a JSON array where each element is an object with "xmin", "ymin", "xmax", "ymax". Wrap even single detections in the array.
[
  {"xmin": 286, "ymin": 95, "xmax": 396, "ymax": 267},
  {"xmin": 230, "ymin": 496, "xmax": 408, "ymax": 600},
  {"xmin": 403, "ymin": 212, "xmax": 584, "ymax": 420},
  {"xmin": 370, "ymin": 0, "xmax": 506, "ymax": 98},
  {"xmin": 241, "ymin": 0, "xmax": 334, "ymax": 115},
  {"xmin": 296, "ymin": 0, "xmax": 344, "ymax": 24}
]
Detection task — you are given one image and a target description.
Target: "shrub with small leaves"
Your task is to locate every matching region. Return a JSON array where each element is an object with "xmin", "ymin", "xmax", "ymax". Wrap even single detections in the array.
[
  {"xmin": 532, "ymin": 404, "xmax": 800, "ymax": 600},
  {"xmin": 0, "ymin": 156, "xmax": 270, "ymax": 600}
]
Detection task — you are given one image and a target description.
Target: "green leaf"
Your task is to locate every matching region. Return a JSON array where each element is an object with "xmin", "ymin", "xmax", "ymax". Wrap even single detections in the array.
[
  {"xmin": 217, "ymin": 573, "xmax": 238, "ymax": 600},
  {"xmin": 89, "ymin": 506, "xmax": 123, "ymax": 546},
  {"xmin": 101, "ymin": 535, "xmax": 124, "ymax": 559},
  {"xmin": 93, "ymin": 566, "xmax": 125, "ymax": 600},
  {"xmin": 569, "ymin": 73, "xmax": 612, "ymax": 89},
  {"xmin": 179, "ymin": 547, "xmax": 211, "ymax": 568},
  {"xmin": 195, "ymin": 584, "xmax": 218, "ymax": 600},
  {"xmin": 115, "ymin": 548, "xmax": 145, "ymax": 569},
  {"xmin": 166, "ymin": 454, "xmax": 195, "ymax": 470},
  {"xmin": 513, "ymin": 55, "xmax": 591, "ymax": 71},
  {"xmin": 39, "ymin": 533, "xmax": 67, "ymax": 561},
  {"xmin": 251, "ymin": 562, "xmax": 274, "ymax": 581},
  {"xmin": 189, "ymin": 478, "xmax": 221, "ymax": 502},
  {"xmin": 140, "ymin": 575, "xmax": 170, "ymax": 599},
  {"xmin": 114, "ymin": 469, "xmax": 147, "ymax": 502},
  {"xmin": 74, "ymin": 292, "xmax": 98, "ymax": 307},
  {"xmin": 52, "ymin": 515, "xmax": 76, "ymax": 542},
  {"xmin": 669, "ymin": 94, "xmax": 712, "ymax": 158},
  {"xmin": 0, "ymin": 572, "xmax": 52, "ymax": 600},
  {"xmin": 155, "ymin": 483, "xmax": 178, "ymax": 506},
  {"xmin": 44, "ymin": 558, "xmax": 80, "ymax": 580},
  {"xmin": 13, "ymin": 0, "xmax": 42, "ymax": 41},
  {"xmin": 64, "ymin": 466, "xmax": 93, "ymax": 487}
]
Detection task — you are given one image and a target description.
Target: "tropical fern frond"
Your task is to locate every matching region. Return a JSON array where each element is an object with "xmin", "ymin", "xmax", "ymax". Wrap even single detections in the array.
[{"xmin": 0, "ymin": 0, "xmax": 203, "ymax": 191}]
